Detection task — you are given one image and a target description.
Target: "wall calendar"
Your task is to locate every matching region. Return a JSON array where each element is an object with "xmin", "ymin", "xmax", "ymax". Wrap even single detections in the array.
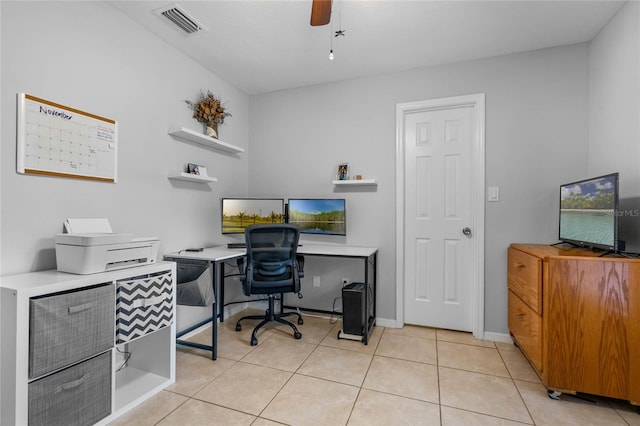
[{"xmin": 17, "ymin": 93, "xmax": 118, "ymax": 182}]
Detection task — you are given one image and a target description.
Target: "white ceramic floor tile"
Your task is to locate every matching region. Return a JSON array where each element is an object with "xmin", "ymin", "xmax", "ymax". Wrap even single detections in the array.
[
  {"xmin": 261, "ymin": 374, "xmax": 359, "ymax": 425},
  {"xmin": 439, "ymin": 367, "xmax": 532, "ymax": 424},
  {"xmin": 117, "ymin": 311, "xmax": 631, "ymax": 426},
  {"xmin": 438, "ymin": 340, "xmax": 510, "ymax": 377},
  {"xmin": 375, "ymin": 333, "xmax": 437, "ymax": 364},
  {"xmin": 194, "ymin": 361, "xmax": 292, "ymax": 415},
  {"xmin": 298, "ymin": 344, "xmax": 373, "ymax": 386},
  {"xmin": 241, "ymin": 334, "xmax": 316, "ymax": 372},
  {"xmin": 363, "ymin": 356, "xmax": 439, "ymax": 403},
  {"xmin": 348, "ymin": 388, "xmax": 440, "ymax": 426},
  {"xmin": 441, "ymin": 406, "xmax": 532, "ymax": 425},
  {"xmin": 156, "ymin": 398, "xmax": 255, "ymax": 426}
]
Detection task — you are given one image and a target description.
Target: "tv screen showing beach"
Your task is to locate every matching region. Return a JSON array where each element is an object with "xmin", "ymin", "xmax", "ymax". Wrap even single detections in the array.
[
  {"xmin": 221, "ymin": 198, "xmax": 284, "ymax": 234},
  {"xmin": 559, "ymin": 174, "xmax": 617, "ymax": 248},
  {"xmin": 288, "ymin": 199, "xmax": 346, "ymax": 235}
]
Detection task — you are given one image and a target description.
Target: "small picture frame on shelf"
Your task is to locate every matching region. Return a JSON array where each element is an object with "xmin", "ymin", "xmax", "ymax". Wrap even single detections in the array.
[
  {"xmin": 187, "ymin": 163, "xmax": 200, "ymax": 175},
  {"xmin": 337, "ymin": 163, "xmax": 349, "ymax": 180}
]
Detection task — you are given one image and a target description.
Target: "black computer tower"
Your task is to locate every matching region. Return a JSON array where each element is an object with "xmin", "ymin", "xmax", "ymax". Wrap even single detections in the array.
[{"xmin": 342, "ymin": 282, "xmax": 367, "ymax": 336}]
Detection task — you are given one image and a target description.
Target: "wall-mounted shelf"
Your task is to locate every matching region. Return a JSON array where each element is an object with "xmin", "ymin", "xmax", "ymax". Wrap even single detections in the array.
[
  {"xmin": 168, "ymin": 127, "xmax": 244, "ymax": 154},
  {"xmin": 332, "ymin": 179, "xmax": 377, "ymax": 186},
  {"xmin": 168, "ymin": 173, "xmax": 217, "ymax": 183}
]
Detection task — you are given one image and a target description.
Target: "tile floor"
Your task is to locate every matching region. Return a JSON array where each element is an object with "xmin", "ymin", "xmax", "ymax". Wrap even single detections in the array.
[{"xmin": 109, "ymin": 309, "xmax": 640, "ymax": 425}]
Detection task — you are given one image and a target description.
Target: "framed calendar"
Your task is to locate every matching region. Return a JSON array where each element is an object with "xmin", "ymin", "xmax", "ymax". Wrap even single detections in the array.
[{"xmin": 17, "ymin": 93, "xmax": 118, "ymax": 182}]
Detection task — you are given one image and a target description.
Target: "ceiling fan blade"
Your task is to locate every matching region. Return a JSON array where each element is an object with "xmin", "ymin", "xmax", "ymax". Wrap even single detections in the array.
[{"xmin": 310, "ymin": 0, "xmax": 332, "ymax": 26}]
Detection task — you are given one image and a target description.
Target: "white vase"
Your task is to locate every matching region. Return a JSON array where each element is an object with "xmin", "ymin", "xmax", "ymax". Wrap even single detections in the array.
[{"xmin": 203, "ymin": 122, "xmax": 218, "ymax": 139}]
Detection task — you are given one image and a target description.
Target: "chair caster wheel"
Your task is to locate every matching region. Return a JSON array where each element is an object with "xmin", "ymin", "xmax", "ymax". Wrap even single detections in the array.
[
  {"xmin": 298, "ymin": 318, "xmax": 304, "ymax": 325},
  {"xmin": 547, "ymin": 390, "xmax": 562, "ymax": 400},
  {"xmin": 250, "ymin": 337, "xmax": 258, "ymax": 346},
  {"xmin": 294, "ymin": 332, "xmax": 302, "ymax": 339},
  {"xmin": 235, "ymin": 324, "xmax": 242, "ymax": 332}
]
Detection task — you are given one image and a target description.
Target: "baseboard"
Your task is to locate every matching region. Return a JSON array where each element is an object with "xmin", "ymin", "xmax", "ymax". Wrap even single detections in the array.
[
  {"xmin": 483, "ymin": 331, "xmax": 513, "ymax": 343},
  {"xmin": 374, "ymin": 318, "xmax": 397, "ymax": 328},
  {"xmin": 372, "ymin": 319, "xmax": 514, "ymax": 344}
]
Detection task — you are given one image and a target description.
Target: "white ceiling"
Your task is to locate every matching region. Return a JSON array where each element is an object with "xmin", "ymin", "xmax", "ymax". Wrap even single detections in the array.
[{"xmin": 110, "ymin": 0, "xmax": 624, "ymax": 95}]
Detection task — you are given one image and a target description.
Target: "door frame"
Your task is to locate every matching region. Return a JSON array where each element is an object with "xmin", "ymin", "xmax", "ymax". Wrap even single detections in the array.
[{"xmin": 395, "ymin": 93, "xmax": 486, "ymax": 339}]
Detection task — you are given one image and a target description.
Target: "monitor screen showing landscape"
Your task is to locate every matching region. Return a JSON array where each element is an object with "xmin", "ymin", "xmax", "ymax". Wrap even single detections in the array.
[
  {"xmin": 221, "ymin": 198, "xmax": 285, "ymax": 234},
  {"xmin": 559, "ymin": 173, "xmax": 618, "ymax": 250},
  {"xmin": 287, "ymin": 198, "xmax": 346, "ymax": 235}
]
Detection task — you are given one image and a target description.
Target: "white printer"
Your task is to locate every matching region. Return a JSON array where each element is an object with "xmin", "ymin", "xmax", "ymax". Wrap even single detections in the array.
[{"xmin": 55, "ymin": 218, "xmax": 159, "ymax": 274}]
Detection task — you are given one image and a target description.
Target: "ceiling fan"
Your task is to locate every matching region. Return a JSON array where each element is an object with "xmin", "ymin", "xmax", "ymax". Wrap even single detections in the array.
[{"xmin": 310, "ymin": 0, "xmax": 332, "ymax": 26}]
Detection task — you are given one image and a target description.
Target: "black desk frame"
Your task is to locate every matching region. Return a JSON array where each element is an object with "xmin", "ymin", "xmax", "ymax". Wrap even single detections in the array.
[{"xmin": 166, "ymin": 245, "xmax": 377, "ymax": 359}]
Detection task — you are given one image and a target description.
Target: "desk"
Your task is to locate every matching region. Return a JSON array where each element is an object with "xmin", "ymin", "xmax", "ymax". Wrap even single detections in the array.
[
  {"xmin": 165, "ymin": 247, "xmax": 243, "ymax": 360},
  {"xmin": 165, "ymin": 244, "xmax": 377, "ymax": 360}
]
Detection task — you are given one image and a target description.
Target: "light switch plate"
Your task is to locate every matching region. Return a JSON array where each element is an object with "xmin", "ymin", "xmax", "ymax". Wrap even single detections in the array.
[{"xmin": 488, "ymin": 186, "xmax": 500, "ymax": 202}]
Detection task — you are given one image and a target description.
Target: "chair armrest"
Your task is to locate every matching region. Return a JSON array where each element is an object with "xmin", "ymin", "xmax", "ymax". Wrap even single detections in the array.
[{"xmin": 296, "ymin": 254, "xmax": 305, "ymax": 278}]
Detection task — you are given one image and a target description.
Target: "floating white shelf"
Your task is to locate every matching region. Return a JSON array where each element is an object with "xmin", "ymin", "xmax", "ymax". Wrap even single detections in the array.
[
  {"xmin": 168, "ymin": 172, "xmax": 217, "ymax": 183},
  {"xmin": 168, "ymin": 127, "xmax": 244, "ymax": 154},
  {"xmin": 332, "ymin": 179, "xmax": 377, "ymax": 186}
]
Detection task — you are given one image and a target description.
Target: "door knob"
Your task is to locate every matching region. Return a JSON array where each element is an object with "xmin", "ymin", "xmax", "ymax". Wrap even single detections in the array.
[{"xmin": 462, "ymin": 227, "xmax": 472, "ymax": 237}]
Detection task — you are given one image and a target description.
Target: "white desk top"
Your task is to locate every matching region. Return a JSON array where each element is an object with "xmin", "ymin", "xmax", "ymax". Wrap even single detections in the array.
[
  {"xmin": 164, "ymin": 243, "xmax": 377, "ymax": 262},
  {"xmin": 164, "ymin": 246, "xmax": 245, "ymax": 262},
  {"xmin": 298, "ymin": 244, "xmax": 377, "ymax": 258}
]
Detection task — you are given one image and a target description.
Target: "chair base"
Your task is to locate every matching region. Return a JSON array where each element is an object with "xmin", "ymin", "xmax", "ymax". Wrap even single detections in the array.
[{"xmin": 235, "ymin": 295, "xmax": 303, "ymax": 346}]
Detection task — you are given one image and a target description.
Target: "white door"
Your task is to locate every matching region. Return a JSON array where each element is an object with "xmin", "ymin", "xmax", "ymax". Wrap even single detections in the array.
[{"xmin": 396, "ymin": 95, "xmax": 485, "ymax": 335}]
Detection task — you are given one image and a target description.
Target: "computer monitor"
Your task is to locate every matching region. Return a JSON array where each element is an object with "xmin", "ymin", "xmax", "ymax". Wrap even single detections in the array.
[
  {"xmin": 287, "ymin": 198, "xmax": 346, "ymax": 235},
  {"xmin": 221, "ymin": 198, "xmax": 285, "ymax": 234}
]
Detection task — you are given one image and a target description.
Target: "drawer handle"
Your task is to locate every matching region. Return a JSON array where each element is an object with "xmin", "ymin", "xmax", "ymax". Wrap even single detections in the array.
[
  {"xmin": 54, "ymin": 375, "xmax": 85, "ymax": 394},
  {"xmin": 516, "ymin": 313, "xmax": 526, "ymax": 320},
  {"xmin": 514, "ymin": 263, "xmax": 526, "ymax": 268},
  {"xmin": 68, "ymin": 302, "xmax": 94, "ymax": 315},
  {"xmin": 132, "ymin": 295, "xmax": 165, "ymax": 308}
]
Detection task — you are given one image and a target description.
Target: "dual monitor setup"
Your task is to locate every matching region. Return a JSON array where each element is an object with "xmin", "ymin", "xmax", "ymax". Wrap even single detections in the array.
[
  {"xmin": 221, "ymin": 198, "xmax": 346, "ymax": 236},
  {"xmin": 558, "ymin": 172, "xmax": 624, "ymax": 254}
]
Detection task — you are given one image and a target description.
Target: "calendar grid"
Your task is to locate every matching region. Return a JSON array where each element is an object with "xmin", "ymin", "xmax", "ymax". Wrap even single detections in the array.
[{"xmin": 17, "ymin": 93, "xmax": 118, "ymax": 182}]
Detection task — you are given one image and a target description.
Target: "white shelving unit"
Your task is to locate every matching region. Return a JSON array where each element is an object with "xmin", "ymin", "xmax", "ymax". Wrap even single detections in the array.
[
  {"xmin": 332, "ymin": 179, "xmax": 377, "ymax": 186},
  {"xmin": 168, "ymin": 172, "xmax": 218, "ymax": 184},
  {"xmin": 0, "ymin": 262, "xmax": 176, "ymax": 426},
  {"xmin": 168, "ymin": 126, "xmax": 244, "ymax": 154}
]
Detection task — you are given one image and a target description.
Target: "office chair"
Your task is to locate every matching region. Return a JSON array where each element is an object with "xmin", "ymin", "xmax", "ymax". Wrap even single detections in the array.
[{"xmin": 235, "ymin": 224, "xmax": 304, "ymax": 346}]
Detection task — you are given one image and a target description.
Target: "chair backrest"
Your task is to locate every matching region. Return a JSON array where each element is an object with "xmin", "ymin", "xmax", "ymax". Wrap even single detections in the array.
[{"xmin": 242, "ymin": 224, "xmax": 301, "ymax": 296}]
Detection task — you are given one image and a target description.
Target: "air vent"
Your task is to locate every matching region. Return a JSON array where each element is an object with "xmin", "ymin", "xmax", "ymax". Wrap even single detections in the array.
[{"xmin": 154, "ymin": 4, "xmax": 208, "ymax": 35}]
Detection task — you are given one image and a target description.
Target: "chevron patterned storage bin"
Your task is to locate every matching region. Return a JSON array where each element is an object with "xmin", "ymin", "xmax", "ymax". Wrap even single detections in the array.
[{"xmin": 116, "ymin": 271, "xmax": 173, "ymax": 344}]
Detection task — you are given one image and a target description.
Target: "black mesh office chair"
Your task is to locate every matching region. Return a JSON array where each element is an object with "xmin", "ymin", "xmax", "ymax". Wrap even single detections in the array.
[{"xmin": 235, "ymin": 224, "xmax": 304, "ymax": 346}]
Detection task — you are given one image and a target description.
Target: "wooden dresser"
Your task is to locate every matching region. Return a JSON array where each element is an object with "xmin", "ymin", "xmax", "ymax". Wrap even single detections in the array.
[{"xmin": 508, "ymin": 243, "xmax": 640, "ymax": 405}]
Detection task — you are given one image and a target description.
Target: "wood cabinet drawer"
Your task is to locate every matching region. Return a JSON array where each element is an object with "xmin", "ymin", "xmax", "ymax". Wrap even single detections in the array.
[
  {"xmin": 508, "ymin": 289, "xmax": 542, "ymax": 373},
  {"xmin": 507, "ymin": 247, "xmax": 542, "ymax": 314}
]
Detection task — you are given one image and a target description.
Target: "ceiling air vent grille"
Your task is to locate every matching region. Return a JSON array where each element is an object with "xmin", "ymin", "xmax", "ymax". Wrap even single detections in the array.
[{"xmin": 155, "ymin": 4, "xmax": 208, "ymax": 35}]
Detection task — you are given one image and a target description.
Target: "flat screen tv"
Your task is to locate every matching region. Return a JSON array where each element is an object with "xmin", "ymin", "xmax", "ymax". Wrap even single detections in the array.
[
  {"xmin": 221, "ymin": 198, "xmax": 285, "ymax": 234},
  {"xmin": 287, "ymin": 198, "xmax": 346, "ymax": 235},
  {"xmin": 559, "ymin": 173, "xmax": 619, "ymax": 252}
]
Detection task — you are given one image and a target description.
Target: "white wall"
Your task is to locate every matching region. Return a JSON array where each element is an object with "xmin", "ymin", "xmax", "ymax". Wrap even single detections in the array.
[
  {"xmin": 250, "ymin": 44, "xmax": 590, "ymax": 332},
  {"xmin": 4, "ymin": 1, "xmax": 633, "ymax": 336},
  {"xmin": 589, "ymin": 0, "xmax": 640, "ymax": 193},
  {"xmin": 0, "ymin": 1, "xmax": 250, "ymax": 327},
  {"xmin": 589, "ymin": 1, "xmax": 640, "ymax": 252}
]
